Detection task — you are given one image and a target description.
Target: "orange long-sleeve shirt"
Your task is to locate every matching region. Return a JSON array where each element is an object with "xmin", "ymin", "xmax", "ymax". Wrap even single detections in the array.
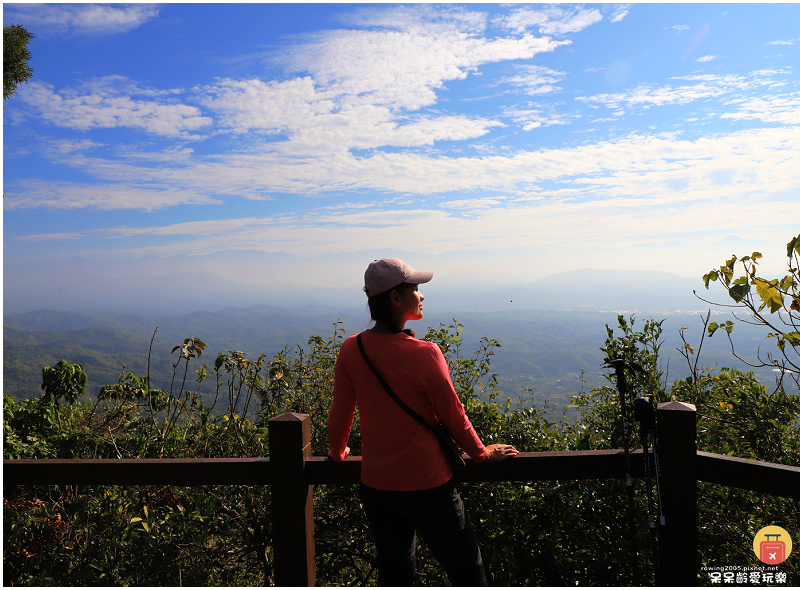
[{"xmin": 328, "ymin": 330, "xmax": 488, "ymax": 491}]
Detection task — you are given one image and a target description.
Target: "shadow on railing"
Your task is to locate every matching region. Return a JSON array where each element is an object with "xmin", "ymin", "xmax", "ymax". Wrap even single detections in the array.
[{"xmin": 5, "ymin": 403, "xmax": 799, "ymax": 586}]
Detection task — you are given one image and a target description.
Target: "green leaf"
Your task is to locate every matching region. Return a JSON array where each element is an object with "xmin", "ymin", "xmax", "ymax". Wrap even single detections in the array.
[
  {"xmin": 703, "ymin": 270, "xmax": 719, "ymax": 289},
  {"xmin": 720, "ymin": 266, "xmax": 734, "ymax": 284},
  {"xmin": 787, "ymin": 235, "xmax": 799, "ymax": 258},
  {"xmin": 729, "ymin": 283, "xmax": 750, "ymax": 303},
  {"xmin": 754, "ymin": 278, "xmax": 783, "ymax": 313}
]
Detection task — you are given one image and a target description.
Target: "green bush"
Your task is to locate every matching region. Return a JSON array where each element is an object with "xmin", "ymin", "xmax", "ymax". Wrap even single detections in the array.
[{"xmin": 4, "ymin": 317, "xmax": 798, "ymax": 585}]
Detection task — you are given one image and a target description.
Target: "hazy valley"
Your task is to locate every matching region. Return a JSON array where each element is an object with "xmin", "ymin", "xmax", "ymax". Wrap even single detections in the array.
[
  {"xmin": 5, "ymin": 252, "xmax": 783, "ymax": 414},
  {"xmin": 4, "ymin": 304, "xmax": 778, "ymax": 415}
]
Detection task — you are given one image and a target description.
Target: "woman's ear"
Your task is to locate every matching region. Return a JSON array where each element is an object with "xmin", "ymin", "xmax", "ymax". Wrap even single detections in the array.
[{"xmin": 389, "ymin": 288, "xmax": 403, "ymax": 307}]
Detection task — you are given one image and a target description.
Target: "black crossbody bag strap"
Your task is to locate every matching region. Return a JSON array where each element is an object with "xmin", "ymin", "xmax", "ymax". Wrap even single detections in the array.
[
  {"xmin": 356, "ymin": 332, "xmax": 467, "ymax": 471},
  {"xmin": 356, "ymin": 332, "xmax": 429, "ymax": 428}
]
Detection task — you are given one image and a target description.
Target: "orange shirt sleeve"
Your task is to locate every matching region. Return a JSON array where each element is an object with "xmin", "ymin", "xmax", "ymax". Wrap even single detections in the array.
[
  {"xmin": 420, "ymin": 343, "xmax": 488, "ymax": 463},
  {"xmin": 328, "ymin": 351, "xmax": 357, "ymax": 462}
]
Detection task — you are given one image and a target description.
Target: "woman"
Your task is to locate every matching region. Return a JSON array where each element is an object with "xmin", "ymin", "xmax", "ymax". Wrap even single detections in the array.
[{"xmin": 328, "ymin": 257, "xmax": 518, "ymax": 586}]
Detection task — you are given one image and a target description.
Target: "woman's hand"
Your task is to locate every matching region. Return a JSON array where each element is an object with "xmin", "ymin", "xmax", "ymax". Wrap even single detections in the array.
[
  {"xmin": 483, "ymin": 443, "xmax": 519, "ymax": 463},
  {"xmin": 327, "ymin": 446, "xmax": 351, "ymax": 460}
]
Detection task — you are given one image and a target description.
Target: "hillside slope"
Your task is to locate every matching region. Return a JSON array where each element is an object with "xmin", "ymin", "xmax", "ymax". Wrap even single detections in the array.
[{"xmin": 5, "ymin": 306, "xmax": 780, "ymax": 409}]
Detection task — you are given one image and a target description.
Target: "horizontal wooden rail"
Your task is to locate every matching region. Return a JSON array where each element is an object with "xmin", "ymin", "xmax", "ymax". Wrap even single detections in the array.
[
  {"xmin": 304, "ymin": 449, "xmax": 648, "ymax": 485},
  {"xmin": 3, "ymin": 451, "xmax": 647, "ymax": 487},
  {"xmin": 697, "ymin": 451, "xmax": 800, "ymax": 499},
  {"xmin": 7, "ymin": 451, "xmax": 798, "ymax": 498},
  {"xmin": 3, "ymin": 457, "xmax": 271, "ymax": 486}
]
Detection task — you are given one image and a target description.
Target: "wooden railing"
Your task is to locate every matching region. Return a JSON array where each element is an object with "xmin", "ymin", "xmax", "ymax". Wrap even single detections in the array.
[{"xmin": 5, "ymin": 402, "xmax": 799, "ymax": 586}]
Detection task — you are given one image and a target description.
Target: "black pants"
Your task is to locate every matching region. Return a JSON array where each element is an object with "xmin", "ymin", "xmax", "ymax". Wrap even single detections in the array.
[{"xmin": 360, "ymin": 479, "xmax": 487, "ymax": 586}]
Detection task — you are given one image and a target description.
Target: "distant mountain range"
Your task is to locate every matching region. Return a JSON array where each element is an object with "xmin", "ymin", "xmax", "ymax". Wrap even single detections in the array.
[
  {"xmin": 6, "ymin": 250, "xmax": 784, "ymax": 410},
  {"xmin": 4, "ymin": 249, "xmax": 715, "ymax": 316},
  {"xmin": 4, "ymin": 303, "xmax": 780, "ymax": 411}
]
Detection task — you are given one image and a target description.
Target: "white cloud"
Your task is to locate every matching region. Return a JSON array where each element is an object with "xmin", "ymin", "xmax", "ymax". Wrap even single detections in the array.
[
  {"xmin": 4, "ymin": 3, "xmax": 798, "ymax": 285},
  {"xmin": 198, "ymin": 77, "xmax": 332, "ymax": 135},
  {"xmin": 12, "ymin": 125, "xmax": 798, "ymax": 280},
  {"xmin": 19, "ymin": 125, "xmax": 799, "ymax": 215},
  {"xmin": 74, "ymin": 75, "xmax": 183, "ymax": 99},
  {"xmin": 577, "ymin": 70, "xmax": 788, "ymax": 110},
  {"xmin": 498, "ymin": 65, "xmax": 566, "ymax": 95},
  {"xmin": 609, "ymin": 4, "xmax": 633, "ymax": 23},
  {"xmin": 50, "ymin": 139, "xmax": 106, "ymax": 154},
  {"xmin": 278, "ymin": 26, "xmax": 565, "ymax": 114},
  {"xmin": 199, "ymin": 77, "xmax": 502, "ymax": 150},
  {"xmin": 14, "ymin": 218, "xmax": 273, "ymax": 242},
  {"xmin": 503, "ymin": 104, "xmax": 576, "ymax": 130},
  {"xmin": 14, "ymin": 232, "xmax": 87, "ymax": 242},
  {"xmin": 115, "ymin": 217, "xmax": 272, "ymax": 237},
  {"xmin": 28, "ymin": 151, "xmax": 797, "ymax": 264},
  {"xmin": 765, "ymin": 39, "xmax": 797, "ymax": 46},
  {"xmin": 721, "ymin": 93, "xmax": 800, "ymax": 125},
  {"xmin": 185, "ymin": 7, "xmax": 567, "ymax": 157},
  {"xmin": 3, "ymin": 3, "xmax": 159, "ymax": 36},
  {"xmin": 696, "ymin": 55, "xmax": 718, "ymax": 63},
  {"xmin": 493, "ymin": 6, "xmax": 603, "ymax": 36},
  {"xmin": 16, "ymin": 79, "xmax": 211, "ymax": 137},
  {"xmin": 751, "ymin": 68, "xmax": 793, "ymax": 76},
  {"xmin": 343, "ymin": 4, "xmax": 488, "ymax": 37},
  {"xmin": 441, "ymin": 197, "xmax": 508, "ymax": 212},
  {"xmin": 577, "ymin": 82, "xmax": 726, "ymax": 109},
  {"xmin": 385, "ymin": 116, "xmax": 505, "ymax": 146},
  {"xmin": 195, "ymin": 11, "xmax": 565, "ymax": 150},
  {"xmin": 3, "ymin": 181, "xmax": 223, "ymax": 212}
]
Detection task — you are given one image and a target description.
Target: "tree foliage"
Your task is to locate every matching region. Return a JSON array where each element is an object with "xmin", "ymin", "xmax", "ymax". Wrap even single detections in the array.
[
  {"xmin": 4, "ymin": 306, "xmax": 799, "ymax": 584},
  {"xmin": 700, "ymin": 233, "xmax": 800, "ymax": 392},
  {"xmin": 41, "ymin": 360, "xmax": 87, "ymax": 410},
  {"xmin": 3, "ymin": 23, "xmax": 34, "ymax": 100}
]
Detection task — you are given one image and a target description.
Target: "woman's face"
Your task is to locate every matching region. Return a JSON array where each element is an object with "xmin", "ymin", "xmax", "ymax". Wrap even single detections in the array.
[{"xmin": 395, "ymin": 284, "xmax": 424, "ymax": 322}]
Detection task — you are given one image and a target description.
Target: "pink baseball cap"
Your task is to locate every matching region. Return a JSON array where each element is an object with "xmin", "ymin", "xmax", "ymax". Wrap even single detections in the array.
[{"xmin": 364, "ymin": 258, "xmax": 433, "ymax": 298}]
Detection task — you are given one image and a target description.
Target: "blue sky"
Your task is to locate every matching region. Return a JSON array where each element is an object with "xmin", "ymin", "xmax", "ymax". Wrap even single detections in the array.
[{"xmin": 3, "ymin": 3, "xmax": 799, "ymax": 286}]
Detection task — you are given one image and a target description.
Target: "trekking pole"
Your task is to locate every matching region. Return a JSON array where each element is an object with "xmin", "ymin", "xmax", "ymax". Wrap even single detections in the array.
[
  {"xmin": 634, "ymin": 394, "xmax": 659, "ymax": 573},
  {"xmin": 609, "ymin": 359, "xmax": 641, "ymax": 586},
  {"xmin": 650, "ymin": 409, "xmax": 666, "ymax": 529},
  {"xmin": 633, "ymin": 381, "xmax": 666, "ymax": 530}
]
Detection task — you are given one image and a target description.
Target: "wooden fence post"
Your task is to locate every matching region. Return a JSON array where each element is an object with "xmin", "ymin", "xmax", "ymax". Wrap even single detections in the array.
[
  {"xmin": 269, "ymin": 413, "xmax": 316, "ymax": 587},
  {"xmin": 655, "ymin": 401, "xmax": 698, "ymax": 586}
]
